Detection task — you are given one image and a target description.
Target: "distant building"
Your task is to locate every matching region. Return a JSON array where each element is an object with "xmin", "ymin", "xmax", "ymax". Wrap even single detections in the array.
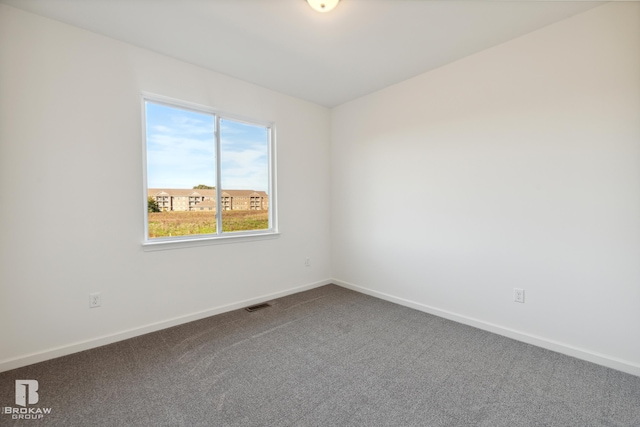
[{"xmin": 148, "ymin": 189, "xmax": 268, "ymax": 212}]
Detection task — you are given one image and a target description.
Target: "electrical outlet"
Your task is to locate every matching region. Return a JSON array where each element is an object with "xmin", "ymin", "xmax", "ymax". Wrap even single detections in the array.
[
  {"xmin": 305, "ymin": 257, "xmax": 310, "ymax": 267},
  {"xmin": 513, "ymin": 288, "xmax": 525, "ymax": 303},
  {"xmin": 90, "ymin": 292, "xmax": 101, "ymax": 308}
]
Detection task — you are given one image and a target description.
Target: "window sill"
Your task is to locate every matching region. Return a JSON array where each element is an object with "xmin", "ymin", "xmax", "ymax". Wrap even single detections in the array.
[{"xmin": 142, "ymin": 231, "xmax": 280, "ymax": 252}]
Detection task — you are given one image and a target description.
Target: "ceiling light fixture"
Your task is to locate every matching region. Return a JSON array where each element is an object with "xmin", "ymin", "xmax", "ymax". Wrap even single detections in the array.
[{"xmin": 307, "ymin": 0, "xmax": 340, "ymax": 13}]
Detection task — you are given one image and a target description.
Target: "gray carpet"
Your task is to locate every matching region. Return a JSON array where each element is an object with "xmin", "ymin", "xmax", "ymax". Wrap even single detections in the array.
[{"xmin": 1, "ymin": 284, "xmax": 639, "ymax": 426}]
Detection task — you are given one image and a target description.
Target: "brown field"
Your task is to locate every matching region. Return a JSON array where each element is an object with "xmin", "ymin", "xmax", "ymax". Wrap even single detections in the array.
[{"xmin": 148, "ymin": 210, "xmax": 269, "ymax": 238}]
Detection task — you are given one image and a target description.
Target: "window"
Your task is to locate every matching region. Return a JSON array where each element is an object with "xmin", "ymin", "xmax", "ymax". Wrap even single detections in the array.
[{"xmin": 143, "ymin": 95, "xmax": 276, "ymax": 246}]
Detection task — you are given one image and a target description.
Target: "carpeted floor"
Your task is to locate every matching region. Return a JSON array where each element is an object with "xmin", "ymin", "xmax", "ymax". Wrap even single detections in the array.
[{"xmin": 1, "ymin": 284, "xmax": 639, "ymax": 426}]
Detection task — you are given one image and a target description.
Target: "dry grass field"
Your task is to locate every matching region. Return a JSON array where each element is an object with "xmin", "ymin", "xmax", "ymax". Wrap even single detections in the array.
[{"xmin": 148, "ymin": 210, "xmax": 269, "ymax": 238}]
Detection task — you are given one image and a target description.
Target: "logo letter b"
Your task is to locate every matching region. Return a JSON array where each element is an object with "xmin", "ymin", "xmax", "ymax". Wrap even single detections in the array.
[{"xmin": 15, "ymin": 380, "xmax": 39, "ymax": 406}]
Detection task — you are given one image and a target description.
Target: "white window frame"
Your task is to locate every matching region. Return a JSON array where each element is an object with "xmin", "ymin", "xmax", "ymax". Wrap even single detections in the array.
[{"xmin": 141, "ymin": 93, "xmax": 278, "ymax": 251}]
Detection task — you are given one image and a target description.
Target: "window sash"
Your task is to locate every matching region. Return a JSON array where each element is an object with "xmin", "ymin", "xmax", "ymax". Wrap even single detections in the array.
[{"xmin": 141, "ymin": 93, "xmax": 277, "ymax": 247}]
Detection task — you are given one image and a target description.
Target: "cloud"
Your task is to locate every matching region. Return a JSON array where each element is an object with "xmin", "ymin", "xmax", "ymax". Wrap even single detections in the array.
[
  {"xmin": 221, "ymin": 147, "xmax": 268, "ymax": 191},
  {"xmin": 145, "ymin": 102, "xmax": 269, "ymax": 190}
]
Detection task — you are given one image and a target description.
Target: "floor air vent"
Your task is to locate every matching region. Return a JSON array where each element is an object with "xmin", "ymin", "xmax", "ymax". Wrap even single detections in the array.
[{"xmin": 245, "ymin": 303, "xmax": 271, "ymax": 312}]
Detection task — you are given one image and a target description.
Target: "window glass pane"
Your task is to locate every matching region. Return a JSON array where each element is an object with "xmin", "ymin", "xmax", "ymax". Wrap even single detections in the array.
[
  {"xmin": 143, "ymin": 97, "xmax": 275, "ymax": 244},
  {"xmin": 146, "ymin": 101, "xmax": 216, "ymax": 238},
  {"xmin": 220, "ymin": 118, "xmax": 269, "ymax": 233}
]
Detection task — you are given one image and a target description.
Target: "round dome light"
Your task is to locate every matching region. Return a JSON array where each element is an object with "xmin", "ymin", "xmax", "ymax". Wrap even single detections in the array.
[{"xmin": 307, "ymin": 0, "xmax": 340, "ymax": 13}]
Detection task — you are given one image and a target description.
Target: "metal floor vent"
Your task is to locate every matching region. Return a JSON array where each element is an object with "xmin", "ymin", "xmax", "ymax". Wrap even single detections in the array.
[{"xmin": 245, "ymin": 303, "xmax": 271, "ymax": 312}]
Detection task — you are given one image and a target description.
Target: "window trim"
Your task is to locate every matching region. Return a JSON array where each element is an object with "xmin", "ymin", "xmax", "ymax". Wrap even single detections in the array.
[{"xmin": 141, "ymin": 93, "xmax": 278, "ymax": 249}]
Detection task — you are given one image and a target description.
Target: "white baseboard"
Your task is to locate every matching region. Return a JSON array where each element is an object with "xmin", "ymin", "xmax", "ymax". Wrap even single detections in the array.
[
  {"xmin": 0, "ymin": 279, "xmax": 332, "ymax": 373},
  {"xmin": 5, "ymin": 278, "xmax": 638, "ymax": 378},
  {"xmin": 333, "ymin": 278, "xmax": 640, "ymax": 377}
]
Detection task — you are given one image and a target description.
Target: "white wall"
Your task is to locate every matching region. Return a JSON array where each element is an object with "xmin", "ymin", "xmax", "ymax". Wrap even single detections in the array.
[
  {"xmin": 331, "ymin": 2, "xmax": 640, "ymax": 375},
  {"xmin": 0, "ymin": 4, "xmax": 332, "ymax": 371}
]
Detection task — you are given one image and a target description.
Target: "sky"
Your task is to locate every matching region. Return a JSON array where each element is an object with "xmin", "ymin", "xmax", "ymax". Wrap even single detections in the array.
[{"xmin": 145, "ymin": 101, "xmax": 269, "ymax": 192}]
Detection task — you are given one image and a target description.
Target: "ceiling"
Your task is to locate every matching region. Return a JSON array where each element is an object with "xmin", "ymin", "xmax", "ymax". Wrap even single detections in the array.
[{"xmin": 1, "ymin": 0, "xmax": 603, "ymax": 107}]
